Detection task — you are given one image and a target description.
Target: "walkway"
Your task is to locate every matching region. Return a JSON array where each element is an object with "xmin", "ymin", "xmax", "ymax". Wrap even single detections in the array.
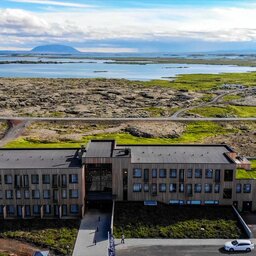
[{"xmin": 72, "ymin": 209, "xmax": 111, "ymax": 256}]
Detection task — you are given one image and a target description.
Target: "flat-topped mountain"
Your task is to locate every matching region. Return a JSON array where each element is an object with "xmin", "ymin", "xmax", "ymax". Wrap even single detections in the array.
[{"xmin": 31, "ymin": 44, "xmax": 80, "ymax": 54}]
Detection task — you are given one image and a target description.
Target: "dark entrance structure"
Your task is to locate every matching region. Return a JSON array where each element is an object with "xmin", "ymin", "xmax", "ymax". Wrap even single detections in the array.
[{"xmin": 242, "ymin": 201, "xmax": 252, "ymax": 212}]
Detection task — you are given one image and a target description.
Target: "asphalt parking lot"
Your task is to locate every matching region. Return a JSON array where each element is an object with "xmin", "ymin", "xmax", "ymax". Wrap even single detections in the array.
[{"xmin": 117, "ymin": 245, "xmax": 256, "ymax": 256}]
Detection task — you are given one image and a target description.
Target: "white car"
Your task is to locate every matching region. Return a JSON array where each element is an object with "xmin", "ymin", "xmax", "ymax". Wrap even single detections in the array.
[{"xmin": 224, "ymin": 240, "xmax": 254, "ymax": 252}]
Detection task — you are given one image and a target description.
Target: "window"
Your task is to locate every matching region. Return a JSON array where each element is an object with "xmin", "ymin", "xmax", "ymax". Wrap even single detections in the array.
[
  {"xmin": 7, "ymin": 205, "xmax": 15, "ymax": 215},
  {"xmin": 215, "ymin": 169, "xmax": 221, "ymax": 182},
  {"xmin": 243, "ymin": 184, "xmax": 251, "ymax": 193},
  {"xmin": 33, "ymin": 205, "xmax": 40, "ymax": 215},
  {"xmin": 61, "ymin": 174, "xmax": 67, "ymax": 187},
  {"xmin": 224, "ymin": 170, "xmax": 233, "ymax": 182},
  {"xmin": 31, "ymin": 174, "xmax": 39, "ymax": 184},
  {"xmin": 25, "ymin": 205, "xmax": 31, "ymax": 216},
  {"xmin": 187, "ymin": 169, "xmax": 193, "ymax": 178},
  {"xmin": 214, "ymin": 184, "xmax": 220, "ymax": 193},
  {"xmin": 223, "ymin": 188, "xmax": 232, "ymax": 199},
  {"xmin": 14, "ymin": 175, "xmax": 21, "ymax": 187},
  {"xmin": 53, "ymin": 190, "xmax": 58, "ymax": 201},
  {"xmin": 69, "ymin": 174, "xmax": 78, "ymax": 183},
  {"xmin": 179, "ymin": 169, "xmax": 184, "ymax": 182},
  {"xmin": 43, "ymin": 205, "xmax": 51, "ymax": 214},
  {"xmin": 151, "ymin": 183, "xmax": 157, "ymax": 196},
  {"xmin": 179, "ymin": 183, "xmax": 184, "ymax": 193},
  {"xmin": 5, "ymin": 190, "xmax": 13, "ymax": 199},
  {"xmin": 69, "ymin": 189, "xmax": 79, "ymax": 198},
  {"xmin": 195, "ymin": 169, "xmax": 202, "ymax": 178},
  {"xmin": 159, "ymin": 169, "xmax": 167, "ymax": 178},
  {"xmin": 62, "ymin": 205, "xmax": 67, "ymax": 216},
  {"xmin": 144, "ymin": 169, "xmax": 149, "ymax": 181},
  {"xmin": 144, "ymin": 183, "xmax": 149, "ymax": 192},
  {"xmin": 170, "ymin": 169, "xmax": 177, "ymax": 178},
  {"xmin": 152, "ymin": 169, "xmax": 157, "ymax": 178},
  {"xmin": 16, "ymin": 190, "xmax": 21, "ymax": 199},
  {"xmin": 0, "ymin": 190, "xmax": 2, "ymax": 199},
  {"xmin": 205, "ymin": 169, "xmax": 213, "ymax": 179},
  {"xmin": 23, "ymin": 175, "xmax": 29, "ymax": 187},
  {"xmin": 52, "ymin": 174, "xmax": 58, "ymax": 187},
  {"xmin": 62, "ymin": 189, "xmax": 67, "ymax": 199},
  {"xmin": 159, "ymin": 183, "xmax": 166, "ymax": 192},
  {"xmin": 133, "ymin": 183, "xmax": 142, "ymax": 192},
  {"xmin": 169, "ymin": 183, "xmax": 177, "ymax": 193},
  {"xmin": 17, "ymin": 205, "xmax": 22, "ymax": 217},
  {"xmin": 42, "ymin": 174, "xmax": 50, "ymax": 184},
  {"xmin": 204, "ymin": 184, "xmax": 212, "ymax": 193},
  {"xmin": 24, "ymin": 190, "xmax": 30, "ymax": 199},
  {"xmin": 186, "ymin": 184, "xmax": 192, "ymax": 196},
  {"xmin": 236, "ymin": 184, "xmax": 242, "ymax": 193},
  {"xmin": 43, "ymin": 190, "xmax": 51, "ymax": 199},
  {"xmin": 194, "ymin": 184, "xmax": 202, "ymax": 193},
  {"xmin": 0, "ymin": 175, "xmax": 1, "ymax": 184},
  {"xmin": 32, "ymin": 190, "xmax": 40, "ymax": 199},
  {"xmin": 0, "ymin": 205, "xmax": 3, "ymax": 215},
  {"xmin": 133, "ymin": 168, "xmax": 142, "ymax": 178},
  {"xmin": 4, "ymin": 175, "xmax": 12, "ymax": 184},
  {"xmin": 70, "ymin": 204, "xmax": 79, "ymax": 214}
]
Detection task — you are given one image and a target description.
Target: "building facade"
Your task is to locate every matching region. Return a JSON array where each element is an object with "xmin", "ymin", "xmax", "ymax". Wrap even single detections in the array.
[{"xmin": 0, "ymin": 140, "xmax": 254, "ymax": 219}]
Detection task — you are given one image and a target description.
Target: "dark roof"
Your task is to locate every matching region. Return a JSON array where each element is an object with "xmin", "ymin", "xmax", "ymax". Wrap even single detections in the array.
[
  {"xmin": 0, "ymin": 148, "xmax": 81, "ymax": 169},
  {"xmin": 116, "ymin": 144, "xmax": 234, "ymax": 164},
  {"xmin": 84, "ymin": 140, "xmax": 115, "ymax": 158}
]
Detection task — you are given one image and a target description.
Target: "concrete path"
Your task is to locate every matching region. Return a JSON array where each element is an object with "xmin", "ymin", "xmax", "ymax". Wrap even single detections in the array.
[{"xmin": 72, "ymin": 209, "xmax": 111, "ymax": 256}]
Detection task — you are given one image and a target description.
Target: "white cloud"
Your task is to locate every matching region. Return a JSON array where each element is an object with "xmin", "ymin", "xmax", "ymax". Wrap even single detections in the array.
[
  {"xmin": 8, "ymin": 0, "xmax": 93, "ymax": 8},
  {"xmin": 77, "ymin": 47, "xmax": 138, "ymax": 53},
  {"xmin": 1, "ymin": 5, "xmax": 256, "ymax": 49}
]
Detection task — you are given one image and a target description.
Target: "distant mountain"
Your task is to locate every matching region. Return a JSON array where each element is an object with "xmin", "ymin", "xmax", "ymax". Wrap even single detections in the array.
[{"xmin": 31, "ymin": 44, "xmax": 80, "ymax": 54}]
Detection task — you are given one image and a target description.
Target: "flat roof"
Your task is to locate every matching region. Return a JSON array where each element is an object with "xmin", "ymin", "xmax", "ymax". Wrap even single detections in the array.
[
  {"xmin": 0, "ymin": 148, "xmax": 81, "ymax": 169},
  {"xmin": 116, "ymin": 144, "xmax": 234, "ymax": 164},
  {"xmin": 84, "ymin": 140, "xmax": 115, "ymax": 158}
]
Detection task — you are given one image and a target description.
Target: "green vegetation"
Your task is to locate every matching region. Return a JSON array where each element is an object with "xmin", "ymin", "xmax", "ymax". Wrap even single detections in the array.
[
  {"xmin": 189, "ymin": 106, "xmax": 256, "ymax": 118},
  {"xmin": 143, "ymin": 107, "xmax": 179, "ymax": 117},
  {"xmin": 236, "ymin": 159, "xmax": 256, "ymax": 179},
  {"xmin": 5, "ymin": 122, "xmax": 235, "ymax": 148},
  {"xmin": 222, "ymin": 94, "xmax": 242, "ymax": 102},
  {"xmin": 0, "ymin": 219, "xmax": 80, "ymax": 255},
  {"xmin": 140, "ymin": 72, "xmax": 256, "ymax": 91},
  {"xmin": 114, "ymin": 202, "xmax": 244, "ymax": 239}
]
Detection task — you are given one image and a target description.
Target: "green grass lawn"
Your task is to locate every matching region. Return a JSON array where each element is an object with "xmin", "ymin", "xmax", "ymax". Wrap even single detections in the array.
[
  {"xmin": 222, "ymin": 95, "xmax": 242, "ymax": 102},
  {"xmin": 236, "ymin": 160, "xmax": 256, "ymax": 179},
  {"xmin": 114, "ymin": 202, "xmax": 244, "ymax": 239},
  {"xmin": 189, "ymin": 106, "xmax": 256, "ymax": 118},
  {"xmin": 140, "ymin": 72, "xmax": 256, "ymax": 91},
  {"xmin": 4, "ymin": 121, "xmax": 235, "ymax": 148},
  {"xmin": 0, "ymin": 219, "xmax": 80, "ymax": 255}
]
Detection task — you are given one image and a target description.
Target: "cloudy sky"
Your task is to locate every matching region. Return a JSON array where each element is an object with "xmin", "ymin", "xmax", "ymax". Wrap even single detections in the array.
[{"xmin": 1, "ymin": 0, "xmax": 256, "ymax": 52}]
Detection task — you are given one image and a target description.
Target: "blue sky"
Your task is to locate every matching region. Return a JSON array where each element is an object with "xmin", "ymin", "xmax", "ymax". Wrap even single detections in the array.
[{"xmin": 1, "ymin": 0, "xmax": 256, "ymax": 52}]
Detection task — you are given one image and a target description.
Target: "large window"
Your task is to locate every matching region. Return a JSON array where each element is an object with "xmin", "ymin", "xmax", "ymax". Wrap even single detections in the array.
[
  {"xmin": 169, "ymin": 183, "xmax": 177, "ymax": 193},
  {"xmin": 42, "ymin": 174, "xmax": 50, "ymax": 184},
  {"xmin": 236, "ymin": 184, "xmax": 242, "ymax": 193},
  {"xmin": 24, "ymin": 190, "xmax": 30, "ymax": 199},
  {"xmin": 25, "ymin": 205, "xmax": 31, "ymax": 217},
  {"xmin": 186, "ymin": 184, "xmax": 192, "ymax": 196},
  {"xmin": 195, "ymin": 169, "xmax": 202, "ymax": 178},
  {"xmin": 159, "ymin": 169, "xmax": 167, "ymax": 178},
  {"xmin": 6, "ymin": 205, "xmax": 15, "ymax": 215},
  {"xmin": 69, "ymin": 189, "xmax": 79, "ymax": 198},
  {"xmin": 61, "ymin": 174, "xmax": 67, "ymax": 187},
  {"xmin": 215, "ymin": 169, "xmax": 221, "ymax": 182},
  {"xmin": 44, "ymin": 205, "xmax": 51, "ymax": 214},
  {"xmin": 179, "ymin": 169, "xmax": 184, "ymax": 182},
  {"xmin": 43, "ymin": 190, "xmax": 50, "ymax": 199},
  {"xmin": 204, "ymin": 184, "xmax": 212, "ymax": 193},
  {"xmin": 52, "ymin": 175, "xmax": 58, "ymax": 187},
  {"xmin": 0, "ymin": 190, "xmax": 2, "ymax": 199},
  {"xmin": 32, "ymin": 190, "xmax": 40, "ymax": 199},
  {"xmin": 16, "ymin": 190, "xmax": 21, "ymax": 199},
  {"xmin": 23, "ymin": 175, "xmax": 29, "ymax": 187},
  {"xmin": 62, "ymin": 189, "xmax": 67, "ymax": 199},
  {"xmin": 159, "ymin": 183, "xmax": 166, "ymax": 192},
  {"xmin": 194, "ymin": 184, "xmax": 202, "ymax": 193},
  {"xmin": 14, "ymin": 175, "xmax": 21, "ymax": 187},
  {"xmin": 152, "ymin": 169, "xmax": 157, "ymax": 178},
  {"xmin": 215, "ymin": 184, "xmax": 220, "ymax": 193},
  {"xmin": 170, "ymin": 169, "xmax": 177, "ymax": 178},
  {"xmin": 187, "ymin": 169, "xmax": 193, "ymax": 178},
  {"xmin": 33, "ymin": 205, "xmax": 40, "ymax": 215},
  {"xmin": 62, "ymin": 205, "xmax": 67, "ymax": 216},
  {"xmin": 70, "ymin": 204, "xmax": 79, "ymax": 214},
  {"xmin": 223, "ymin": 188, "xmax": 232, "ymax": 199},
  {"xmin": 243, "ymin": 184, "xmax": 251, "ymax": 193},
  {"xmin": 133, "ymin": 183, "xmax": 142, "ymax": 192},
  {"xmin": 179, "ymin": 183, "xmax": 184, "ymax": 193},
  {"xmin": 144, "ymin": 169, "xmax": 149, "ymax": 181},
  {"xmin": 224, "ymin": 170, "xmax": 233, "ymax": 182},
  {"xmin": 4, "ymin": 175, "xmax": 12, "ymax": 184},
  {"xmin": 31, "ymin": 175, "xmax": 39, "ymax": 184},
  {"xmin": 133, "ymin": 168, "xmax": 142, "ymax": 178},
  {"xmin": 205, "ymin": 169, "xmax": 213, "ymax": 179},
  {"xmin": 69, "ymin": 174, "xmax": 78, "ymax": 184},
  {"xmin": 152, "ymin": 183, "xmax": 157, "ymax": 196},
  {"xmin": 144, "ymin": 183, "xmax": 149, "ymax": 192},
  {"xmin": 5, "ymin": 190, "xmax": 13, "ymax": 199}
]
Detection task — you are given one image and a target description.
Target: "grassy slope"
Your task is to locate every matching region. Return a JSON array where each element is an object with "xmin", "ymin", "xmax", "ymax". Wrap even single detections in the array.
[
  {"xmin": 189, "ymin": 106, "xmax": 256, "ymax": 118},
  {"xmin": 4, "ymin": 121, "xmax": 235, "ymax": 148},
  {"xmin": 236, "ymin": 160, "xmax": 256, "ymax": 179}
]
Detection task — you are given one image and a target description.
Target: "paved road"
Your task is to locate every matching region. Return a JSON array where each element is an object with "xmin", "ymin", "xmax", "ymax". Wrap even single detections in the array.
[
  {"xmin": 117, "ymin": 245, "xmax": 256, "ymax": 256},
  {"xmin": 0, "ymin": 117, "xmax": 255, "ymax": 122}
]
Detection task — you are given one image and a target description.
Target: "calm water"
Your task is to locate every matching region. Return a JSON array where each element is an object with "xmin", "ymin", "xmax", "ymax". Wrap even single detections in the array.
[{"xmin": 0, "ymin": 57, "xmax": 256, "ymax": 80}]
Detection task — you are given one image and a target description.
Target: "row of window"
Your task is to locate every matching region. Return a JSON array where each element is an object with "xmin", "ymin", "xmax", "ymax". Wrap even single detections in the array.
[
  {"xmin": 0, "ymin": 204, "xmax": 80, "ymax": 216},
  {"xmin": 133, "ymin": 168, "xmax": 233, "ymax": 181},
  {"xmin": 133, "ymin": 183, "xmax": 251, "ymax": 195},
  {"xmin": 0, "ymin": 189, "xmax": 79, "ymax": 200},
  {"xmin": 0, "ymin": 174, "xmax": 78, "ymax": 186}
]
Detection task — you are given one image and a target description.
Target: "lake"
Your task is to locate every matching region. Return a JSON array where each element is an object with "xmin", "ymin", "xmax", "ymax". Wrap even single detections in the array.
[{"xmin": 0, "ymin": 57, "xmax": 256, "ymax": 80}]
